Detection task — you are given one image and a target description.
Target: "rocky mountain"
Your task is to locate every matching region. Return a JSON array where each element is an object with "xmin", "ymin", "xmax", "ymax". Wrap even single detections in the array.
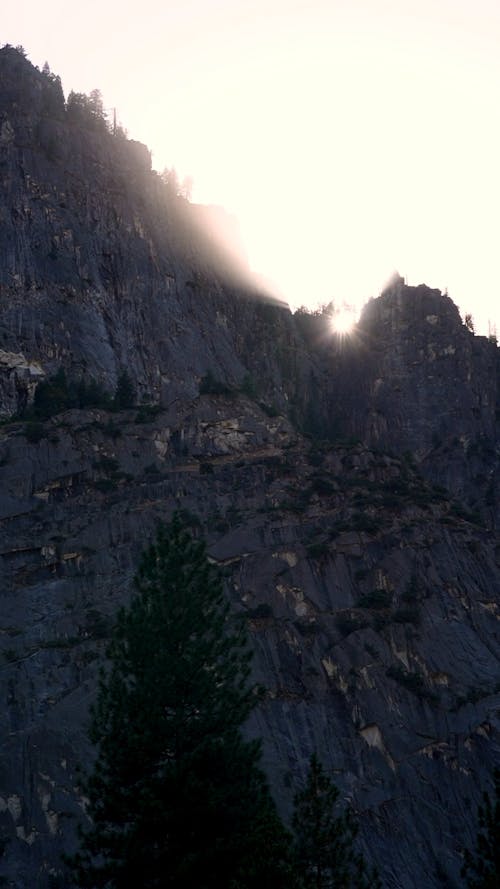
[{"xmin": 0, "ymin": 46, "xmax": 498, "ymax": 888}]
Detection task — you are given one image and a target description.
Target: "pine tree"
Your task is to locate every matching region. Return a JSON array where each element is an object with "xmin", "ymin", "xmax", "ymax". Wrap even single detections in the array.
[
  {"xmin": 112, "ymin": 370, "xmax": 136, "ymax": 410},
  {"xmin": 462, "ymin": 768, "xmax": 500, "ymax": 888},
  {"xmin": 292, "ymin": 754, "xmax": 380, "ymax": 889},
  {"xmin": 69, "ymin": 515, "xmax": 291, "ymax": 888}
]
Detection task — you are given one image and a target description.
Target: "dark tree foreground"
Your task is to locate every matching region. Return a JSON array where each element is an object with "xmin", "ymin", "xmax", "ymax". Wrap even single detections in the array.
[
  {"xmin": 70, "ymin": 515, "xmax": 292, "ymax": 888},
  {"xmin": 292, "ymin": 754, "xmax": 380, "ymax": 889},
  {"xmin": 462, "ymin": 768, "xmax": 500, "ymax": 889}
]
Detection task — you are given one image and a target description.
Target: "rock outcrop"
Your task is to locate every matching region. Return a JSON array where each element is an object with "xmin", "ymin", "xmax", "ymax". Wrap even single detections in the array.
[{"xmin": 0, "ymin": 47, "xmax": 498, "ymax": 889}]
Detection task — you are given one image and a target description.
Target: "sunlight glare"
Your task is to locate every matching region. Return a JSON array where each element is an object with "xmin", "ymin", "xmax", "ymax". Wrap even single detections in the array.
[
  {"xmin": 6, "ymin": 0, "xmax": 500, "ymax": 334},
  {"xmin": 330, "ymin": 306, "xmax": 356, "ymax": 337}
]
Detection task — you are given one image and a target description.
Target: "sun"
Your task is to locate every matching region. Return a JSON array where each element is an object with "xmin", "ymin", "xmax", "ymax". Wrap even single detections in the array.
[{"xmin": 330, "ymin": 306, "xmax": 356, "ymax": 336}]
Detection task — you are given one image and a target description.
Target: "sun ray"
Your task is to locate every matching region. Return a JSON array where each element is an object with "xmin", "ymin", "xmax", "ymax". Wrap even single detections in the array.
[{"xmin": 329, "ymin": 305, "xmax": 357, "ymax": 337}]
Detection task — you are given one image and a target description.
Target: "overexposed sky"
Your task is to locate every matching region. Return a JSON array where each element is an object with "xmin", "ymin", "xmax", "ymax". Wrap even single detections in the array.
[{"xmin": 3, "ymin": 1, "xmax": 500, "ymax": 332}]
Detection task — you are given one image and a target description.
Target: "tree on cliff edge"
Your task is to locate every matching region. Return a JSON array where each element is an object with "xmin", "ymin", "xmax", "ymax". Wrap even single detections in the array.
[{"xmin": 69, "ymin": 515, "xmax": 292, "ymax": 888}]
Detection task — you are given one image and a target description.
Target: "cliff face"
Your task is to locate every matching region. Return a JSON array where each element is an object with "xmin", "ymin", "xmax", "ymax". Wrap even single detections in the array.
[
  {"xmin": 322, "ymin": 281, "xmax": 500, "ymax": 525},
  {"xmin": 0, "ymin": 47, "xmax": 499, "ymax": 889},
  {"xmin": 0, "ymin": 46, "xmax": 317, "ymax": 420}
]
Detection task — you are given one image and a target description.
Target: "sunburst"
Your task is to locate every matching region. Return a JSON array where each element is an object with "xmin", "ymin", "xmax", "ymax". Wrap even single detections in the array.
[{"xmin": 330, "ymin": 306, "xmax": 356, "ymax": 336}]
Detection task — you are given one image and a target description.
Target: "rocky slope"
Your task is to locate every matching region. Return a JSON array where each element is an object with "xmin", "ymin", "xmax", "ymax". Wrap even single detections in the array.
[{"xmin": 0, "ymin": 46, "xmax": 498, "ymax": 888}]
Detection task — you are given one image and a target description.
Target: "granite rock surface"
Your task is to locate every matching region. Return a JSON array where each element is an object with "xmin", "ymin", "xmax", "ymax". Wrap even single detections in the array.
[{"xmin": 0, "ymin": 47, "xmax": 498, "ymax": 888}]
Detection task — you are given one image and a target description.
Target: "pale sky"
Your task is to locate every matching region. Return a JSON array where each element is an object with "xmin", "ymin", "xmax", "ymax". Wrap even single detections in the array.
[{"xmin": 4, "ymin": 1, "xmax": 500, "ymax": 333}]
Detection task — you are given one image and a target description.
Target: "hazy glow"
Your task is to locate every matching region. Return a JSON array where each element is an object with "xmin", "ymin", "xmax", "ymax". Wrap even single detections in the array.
[
  {"xmin": 330, "ymin": 307, "xmax": 357, "ymax": 337},
  {"xmin": 4, "ymin": 1, "xmax": 500, "ymax": 333}
]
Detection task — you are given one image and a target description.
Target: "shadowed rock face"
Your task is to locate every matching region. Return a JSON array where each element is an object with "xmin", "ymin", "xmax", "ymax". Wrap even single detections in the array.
[
  {"xmin": 0, "ymin": 46, "xmax": 313, "ymax": 420},
  {"xmin": 0, "ymin": 47, "xmax": 499, "ymax": 889}
]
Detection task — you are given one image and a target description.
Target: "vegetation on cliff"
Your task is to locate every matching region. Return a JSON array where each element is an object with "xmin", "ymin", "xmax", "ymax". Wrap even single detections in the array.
[
  {"xmin": 292, "ymin": 754, "xmax": 381, "ymax": 889},
  {"xmin": 462, "ymin": 768, "xmax": 500, "ymax": 889},
  {"xmin": 69, "ymin": 516, "xmax": 292, "ymax": 887},
  {"xmin": 69, "ymin": 517, "xmax": 377, "ymax": 888}
]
